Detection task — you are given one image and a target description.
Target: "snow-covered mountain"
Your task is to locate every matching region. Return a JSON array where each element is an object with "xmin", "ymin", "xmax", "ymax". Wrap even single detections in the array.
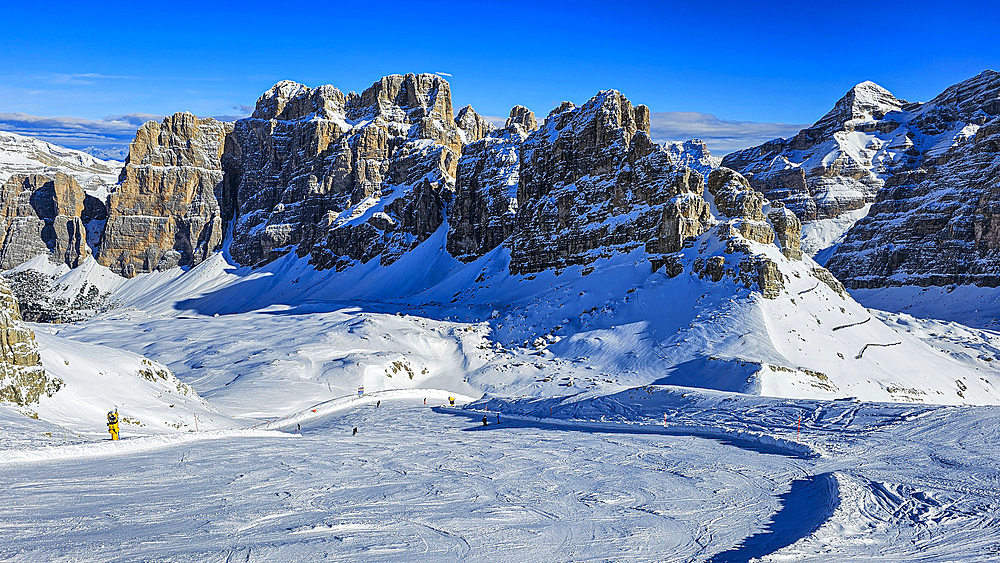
[
  {"xmin": 0, "ymin": 130, "xmax": 122, "ymax": 193},
  {"xmin": 723, "ymin": 70, "xmax": 1000, "ymax": 258},
  {"xmin": 5, "ymin": 73, "xmax": 1000, "ymax": 563},
  {"xmin": 663, "ymin": 139, "xmax": 721, "ymax": 177},
  {"xmin": 79, "ymin": 146, "xmax": 129, "ymax": 161}
]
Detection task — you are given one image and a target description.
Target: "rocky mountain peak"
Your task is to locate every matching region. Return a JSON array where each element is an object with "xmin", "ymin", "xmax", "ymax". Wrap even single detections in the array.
[
  {"xmin": 915, "ymin": 69, "xmax": 1000, "ymax": 127},
  {"xmin": 349, "ymin": 73, "xmax": 455, "ymax": 127},
  {"xmin": 252, "ymin": 80, "xmax": 314, "ymax": 119},
  {"xmin": 253, "ymin": 82, "xmax": 347, "ymax": 122},
  {"xmin": 455, "ymin": 105, "xmax": 496, "ymax": 143},
  {"xmin": 665, "ymin": 139, "xmax": 721, "ymax": 177},
  {"xmin": 99, "ymin": 112, "xmax": 234, "ymax": 277},
  {"xmin": 506, "ymin": 105, "xmax": 538, "ymax": 131},
  {"xmin": 230, "ymin": 73, "xmax": 464, "ymax": 270},
  {"xmin": 509, "ymin": 89, "xmax": 706, "ymax": 274},
  {"xmin": 809, "ymin": 81, "xmax": 906, "ymax": 135}
]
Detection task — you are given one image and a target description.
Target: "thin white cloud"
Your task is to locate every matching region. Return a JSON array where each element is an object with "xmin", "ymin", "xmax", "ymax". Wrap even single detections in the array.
[
  {"xmin": 435, "ymin": 72, "xmax": 453, "ymax": 77},
  {"xmin": 649, "ymin": 111, "xmax": 808, "ymax": 155},
  {"xmin": 0, "ymin": 112, "xmax": 164, "ymax": 150}
]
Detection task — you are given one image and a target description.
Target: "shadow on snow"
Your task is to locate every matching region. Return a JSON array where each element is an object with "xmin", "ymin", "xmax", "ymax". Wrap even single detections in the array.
[
  {"xmin": 439, "ymin": 408, "xmax": 838, "ymax": 560},
  {"xmin": 706, "ymin": 472, "xmax": 839, "ymax": 563}
]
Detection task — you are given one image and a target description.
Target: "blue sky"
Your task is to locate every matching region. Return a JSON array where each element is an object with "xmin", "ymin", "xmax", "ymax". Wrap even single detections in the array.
[{"xmin": 1, "ymin": 0, "xmax": 997, "ymax": 155}]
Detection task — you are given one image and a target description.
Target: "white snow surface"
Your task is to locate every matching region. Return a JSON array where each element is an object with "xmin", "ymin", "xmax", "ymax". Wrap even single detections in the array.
[{"xmin": 804, "ymin": 203, "xmax": 872, "ymax": 263}]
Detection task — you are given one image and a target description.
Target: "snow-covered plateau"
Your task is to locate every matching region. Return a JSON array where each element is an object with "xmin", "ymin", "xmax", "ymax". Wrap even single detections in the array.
[{"xmin": 2, "ymin": 235, "xmax": 1000, "ymax": 561}]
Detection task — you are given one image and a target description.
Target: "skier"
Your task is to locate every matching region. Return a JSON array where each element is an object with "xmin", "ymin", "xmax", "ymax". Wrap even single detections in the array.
[
  {"xmin": 376, "ymin": 400, "xmax": 380, "ymax": 408},
  {"xmin": 482, "ymin": 414, "xmax": 488, "ymax": 426},
  {"xmin": 107, "ymin": 409, "xmax": 119, "ymax": 441},
  {"xmin": 496, "ymin": 413, "xmax": 500, "ymax": 424},
  {"xmin": 296, "ymin": 423, "xmax": 301, "ymax": 433},
  {"xmin": 352, "ymin": 427, "xmax": 358, "ymax": 436},
  {"xmin": 449, "ymin": 396, "xmax": 455, "ymax": 406},
  {"xmin": 423, "ymin": 398, "xmax": 427, "ymax": 405}
]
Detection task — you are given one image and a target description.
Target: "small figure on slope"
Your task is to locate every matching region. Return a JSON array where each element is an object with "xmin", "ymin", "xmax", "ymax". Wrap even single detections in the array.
[{"xmin": 482, "ymin": 414, "xmax": 488, "ymax": 426}]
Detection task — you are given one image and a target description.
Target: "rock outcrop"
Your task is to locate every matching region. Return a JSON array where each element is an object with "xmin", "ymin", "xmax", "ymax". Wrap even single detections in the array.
[
  {"xmin": 508, "ymin": 90, "xmax": 712, "ymax": 274},
  {"xmin": 767, "ymin": 202, "xmax": 803, "ymax": 260},
  {"xmin": 0, "ymin": 172, "xmax": 102, "ymax": 269},
  {"xmin": 0, "ymin": 276, "xmax": 58, "ymax": 406},
  {"xmin": 98, "ymin": 112, "xmax": 234, "ymax": 277},
  {"xmin": 229, "ymin": 74, "xmax": 461, "ymax": 270},
  {"xmin": 677, "ymin": 168, "xmax": 790, "ymax": 298},
  {"xmin": 455, "ymin": 106, "xmax": 496, "ymax": 144},
  {"xmin": 506, "ymin": 106, "xmax": 538, "ymax": 132}
]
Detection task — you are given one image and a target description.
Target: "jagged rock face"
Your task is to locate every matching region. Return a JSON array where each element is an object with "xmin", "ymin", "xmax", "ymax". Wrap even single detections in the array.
[
  {"xmin": 826, "ymin": 114, "xmax": 1000, "ymax": 288},
  {"xmin": 649, "ymin": 166, "xmax": 816, "ymax": 299},
  {"xmin": 506, "ymin": 106, "xmax": 538, "ymax": 132},
  {"xmin": 724, "ymin": 71, "xmax": 1000, "ymax": 250},
  {"xmin": 0, "ymin": 277, "xmax": 58, "ymax": 406},
  {"xmin": 230, "ymin": 73, "xmax": 461, "ymax": 270},
  {"xmin": 508, "ymin": 90, "xmax": 710, "ymax": 274},
  {"xmin": 0, "ymin": 172, "xmax": 100, "ymax": 269},
  {"xmin": 447, "ymin": 124, "xmax": 528, "ymax": 262},
  {"xmin": 98, "ymin": 112, "xmax": 234, "ymax": 277},
  {"xmin": 455, "ymin": 106, "xmax": 496, "ymax": 144},
  {"xmin": 707, "ymin": 168, "xmax": 773, "ymax": 245}
]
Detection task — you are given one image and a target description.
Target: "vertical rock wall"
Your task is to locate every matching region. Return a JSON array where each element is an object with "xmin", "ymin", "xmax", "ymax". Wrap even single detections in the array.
[
  {"xmin": 0, "ymin": 277, "xmax": 57, "ymax": 406},
  {"xmin": 98, "ymin": 112, "xmax": 234, "ymax": 277},
  {"xmin": 507, "ymin": 90, "xmax": 711, "ymax": 274},
  {"xmin": 230, "ymin": 73, "xmax": 462, "ymax": 270},
  {"xmin": 0, "ymin": 172, "xmax": 96, "ymax": 269}
]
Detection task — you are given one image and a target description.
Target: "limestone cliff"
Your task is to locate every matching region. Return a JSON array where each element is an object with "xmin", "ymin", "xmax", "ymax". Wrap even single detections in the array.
[
  {"xmin": 0, "ymin": 276, "xmax": 57, "ymax": 406},
  {"xmin": 826, "ymin": 114, "xmax": 1000, "ymax": 287},
  {"xmin": 507, "ymin": 90, "xmax": 711, "ymax": 274},
  {"xmin": 230, "ymin": 73, "xmax": 461, "ymax": 270},
  {"xmin": 447, "ymin": 106, "xmax": 537, "ymax": 262},
  {"xmin": 0, "ymin": 172, "xmax": 101, "ymax": 269},
  {"xmin": 98, "ymin": 112, "xmax": 234, "ymax": 277}
]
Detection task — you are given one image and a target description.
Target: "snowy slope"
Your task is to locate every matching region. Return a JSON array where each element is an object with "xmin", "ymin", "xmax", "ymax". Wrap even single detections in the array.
[
  {"xmin": 2, "ymin": 387, "xmax": 999, "ymax": 561},
  {"xmin": 26, "ymin": 216, "xmax": 998, "ymax": 411},
  {"xmin": 0, "ymin": 130, "xmax": 122, "ymax": 196},
  {"xmin": 29, "ymin": 327, "xmax": 239, "ymax": 438}
]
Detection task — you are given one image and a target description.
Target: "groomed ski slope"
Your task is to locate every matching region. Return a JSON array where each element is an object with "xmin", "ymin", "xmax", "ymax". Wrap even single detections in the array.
[
  {"xmin": 1, "ymin": 390, "xmax": 999, "ymax": 561},
  {"xmin": 3, "ymin": 197, "xmax": 1000, "ymax": 560}
]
